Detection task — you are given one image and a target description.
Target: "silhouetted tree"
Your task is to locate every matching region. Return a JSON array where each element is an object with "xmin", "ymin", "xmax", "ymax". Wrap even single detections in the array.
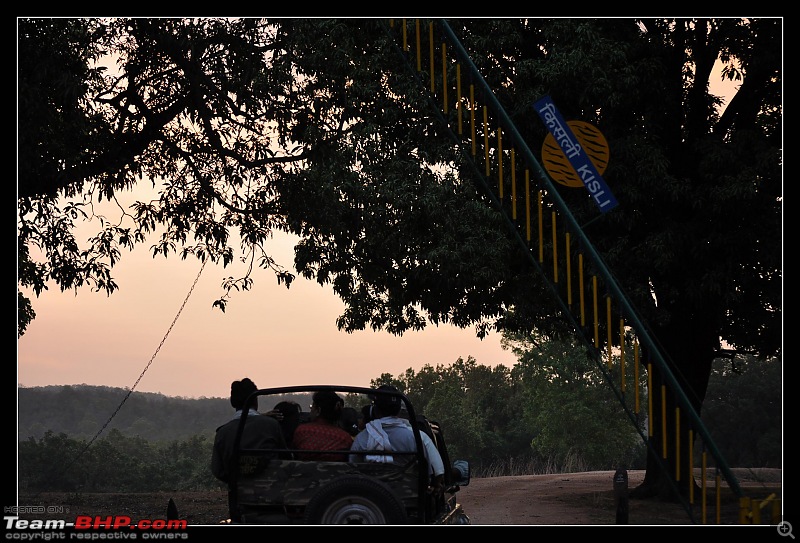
[{"xmin": 18, "ymin": 18, "xmax": 781, "ymax": 499}]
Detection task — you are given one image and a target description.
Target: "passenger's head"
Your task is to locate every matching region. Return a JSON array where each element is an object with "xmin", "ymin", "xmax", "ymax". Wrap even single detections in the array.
[
  {"xmin": 340, "ymin": 406, "xmax": 360, "ymax": 436},
  {"xmin": 371, "ymin": 384, "xmax": 402, "ymax": 417},
  {"xmin": 230, "ymin": 378, "xmax": 258, "ymax": 411},
  {"xmin": 273, "ymin": 401, "xmax": 302, "ymax": 423},
  {"xmin": 310, "ymin": 390, "xmax": 344, "ymax": 424},
  {"xmin": 273, "ymin": 400, "xmax": 302, "ymax": 442}
]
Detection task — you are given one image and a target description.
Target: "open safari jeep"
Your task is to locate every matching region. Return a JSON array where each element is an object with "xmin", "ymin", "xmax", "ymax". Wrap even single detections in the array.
[{"xmin": 230, "ymin": 385, "xmax": 471, "ymax": 525}]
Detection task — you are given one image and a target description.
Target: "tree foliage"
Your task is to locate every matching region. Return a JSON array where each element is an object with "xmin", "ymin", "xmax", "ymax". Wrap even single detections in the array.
[
  {"xmin": 19, "ymin": 429, "xmax": 219, "ymax": 492},
  {"xmin": 18, "ymin": 18, "xmax": 781, "ymax": 498},
  {"xmin": 368, "ymin": 342, "xmax": 646, "ymax": 473},
  {"xmin": 700, "ymin": 355, "xmax": 782, "ymax": 468},
  {"xmin": 17, "ymin": 17, "xmax": 781, "ymax": 347}
]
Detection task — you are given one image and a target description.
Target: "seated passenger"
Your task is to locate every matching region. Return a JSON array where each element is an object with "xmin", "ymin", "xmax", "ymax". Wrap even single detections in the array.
[
  {"xmin": 349, "ymin": 385, "xmax": 445, "ymax": 496},
  {"xmin": 291, "ymin": 390, "xmax": 354, "ymax": 461},
  {"xmin": 339, "ymin": 406, "xmax": 361, "ymax": 437},
  {"xmin": 265, "ymin": 400, "xmax": 303, "ymax": 445},
  {"xmin": 210, "ymin": 377, "xmax": 288, "ymax": 520}
]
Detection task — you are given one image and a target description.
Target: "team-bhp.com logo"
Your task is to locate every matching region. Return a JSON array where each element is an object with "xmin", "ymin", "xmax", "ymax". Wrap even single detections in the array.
[
  {"xmin": 73, "ymin": 516, "xmax": 187, "ymax": 530},
  {"xmin": 5, "ymin": 514, "xmax": 188, "ymax": 539}
]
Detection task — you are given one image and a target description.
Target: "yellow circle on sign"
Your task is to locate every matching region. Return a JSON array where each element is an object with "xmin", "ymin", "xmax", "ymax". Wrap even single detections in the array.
[{"xmin": 541, "ymin": 121, "xmax": 609, "ymax": 188}]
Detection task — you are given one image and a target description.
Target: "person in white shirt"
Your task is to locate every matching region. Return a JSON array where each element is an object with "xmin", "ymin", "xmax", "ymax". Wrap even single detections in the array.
[{"xmin": 349, "ymin": 385, "xmax": 445, "ymax": 496}]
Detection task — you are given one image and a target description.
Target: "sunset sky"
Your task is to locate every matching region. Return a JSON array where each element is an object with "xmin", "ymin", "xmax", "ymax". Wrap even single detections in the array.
[{"xmin": 17, "ymin": 205, "xmax": 518, "ymax": 400}]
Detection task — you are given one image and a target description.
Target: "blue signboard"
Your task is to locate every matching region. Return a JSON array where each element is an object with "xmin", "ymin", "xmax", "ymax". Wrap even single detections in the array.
[{"xmin": 534, "ymin": 96, "xmax": 618, "ymax": 213}]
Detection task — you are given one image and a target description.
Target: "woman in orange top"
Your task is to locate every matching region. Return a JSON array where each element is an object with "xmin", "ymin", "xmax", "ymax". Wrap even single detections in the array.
[{"xmin": 291, "ymin": 390, "xmax": 354, "ymax": 461}]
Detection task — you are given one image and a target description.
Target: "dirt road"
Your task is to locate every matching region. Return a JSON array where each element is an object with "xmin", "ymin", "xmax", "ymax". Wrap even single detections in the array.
[
  {"xmin": 17, "ymin": 469, "xmax": 781, "ymax": 526},
  {"xmin": 457, "ymin": 469, "xmax": 782, "ymax": 525}
]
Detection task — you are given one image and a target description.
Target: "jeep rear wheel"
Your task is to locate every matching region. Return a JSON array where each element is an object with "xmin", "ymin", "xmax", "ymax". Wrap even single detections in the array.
[{"xmin": 303, "ymin": 475, "xmax": 408, "ymax": 525}]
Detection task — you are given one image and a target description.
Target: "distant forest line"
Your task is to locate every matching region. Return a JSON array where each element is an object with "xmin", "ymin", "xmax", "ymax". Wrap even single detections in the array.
[
  {"xmin": 18, "ymin": 384, "xmax": 310, "ymax": 442},
  {"xmin": 17, "ymin": 354, "xmax": 781, "ymax": 492}
]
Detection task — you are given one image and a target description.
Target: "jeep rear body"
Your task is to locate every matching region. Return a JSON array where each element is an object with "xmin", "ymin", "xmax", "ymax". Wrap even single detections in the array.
[{"xmin": 229, "ymin": 385, "xmax": 470, "ymax": 525}]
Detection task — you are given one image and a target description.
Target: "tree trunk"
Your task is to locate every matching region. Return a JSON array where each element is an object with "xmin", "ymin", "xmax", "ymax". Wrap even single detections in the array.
[{"xmin": 631, "ymin": 316, "xmax": 716, "ymax": 501}]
